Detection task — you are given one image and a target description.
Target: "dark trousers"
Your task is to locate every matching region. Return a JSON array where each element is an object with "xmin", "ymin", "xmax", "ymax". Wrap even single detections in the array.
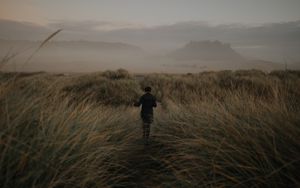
[
  {"xmin": 143, "ymin": 122, "xmax": 151, "ymax": 140},
  {"xmin": 141, "ymin": 113, "xmax": 153, "ymax": 141}
]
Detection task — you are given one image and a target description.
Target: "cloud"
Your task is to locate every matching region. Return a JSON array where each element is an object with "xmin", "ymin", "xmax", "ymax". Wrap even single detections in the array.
[{"xmin": 48, "ymin": 20, "xmax": 145, "ymax": 32}]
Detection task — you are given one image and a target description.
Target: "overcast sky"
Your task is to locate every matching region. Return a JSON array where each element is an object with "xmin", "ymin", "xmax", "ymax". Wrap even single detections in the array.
[{"xmin": 1, "ymin": 0, "xmax": 300, "ymax": 27}]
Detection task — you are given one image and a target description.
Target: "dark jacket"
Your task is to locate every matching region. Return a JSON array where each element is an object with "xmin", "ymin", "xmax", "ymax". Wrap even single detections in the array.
[{"xmin": 135, "ymin": 93, "xmax": 157, "ymax": 115}]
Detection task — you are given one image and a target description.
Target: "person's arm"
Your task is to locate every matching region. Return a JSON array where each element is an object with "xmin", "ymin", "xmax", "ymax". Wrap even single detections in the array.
[
  {"xmin": 134, "ymin": 96, "xmax": 143, "ymax": 107},
  {"xmin": 153, "ymin": 96, "xmax": 157, "ymax": 108}
]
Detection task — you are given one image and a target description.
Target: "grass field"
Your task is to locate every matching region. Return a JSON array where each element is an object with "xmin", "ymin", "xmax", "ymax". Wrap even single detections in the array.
[{"xmin": 0, "ymin": 69, "xmax": 299, "ymax": 188}]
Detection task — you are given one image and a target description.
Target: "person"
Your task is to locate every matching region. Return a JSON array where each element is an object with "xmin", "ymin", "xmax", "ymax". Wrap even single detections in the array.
[{"xmin": 134, "ymin": 86, "xmax": 157, "ymax": 144}]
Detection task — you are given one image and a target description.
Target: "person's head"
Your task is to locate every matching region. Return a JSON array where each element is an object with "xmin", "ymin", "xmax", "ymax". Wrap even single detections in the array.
[{"xmin": 144, "ymin": 86, "xmax": 151, "ymax": 93}]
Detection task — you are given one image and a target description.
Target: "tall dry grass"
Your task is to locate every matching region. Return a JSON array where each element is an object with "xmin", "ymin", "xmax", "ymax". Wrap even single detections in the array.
[{"xmin": 0, "ymin": 69, "xmax": 299, "ymax": 187}]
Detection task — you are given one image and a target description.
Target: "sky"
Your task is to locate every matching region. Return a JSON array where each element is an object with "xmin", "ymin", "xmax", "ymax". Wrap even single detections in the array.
[
  {"xmin": 1, "ymin": 0, "xmax": 300, "ymax": 27},
  {"xmin": 0, "ymin": 0, "xmax": 300, "ymax": 64}
]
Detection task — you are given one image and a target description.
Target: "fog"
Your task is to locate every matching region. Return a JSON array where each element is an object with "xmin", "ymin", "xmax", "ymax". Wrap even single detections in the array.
[{"xmin": 0, "ymin": 19, "xmax": 300, "ymax": 72}]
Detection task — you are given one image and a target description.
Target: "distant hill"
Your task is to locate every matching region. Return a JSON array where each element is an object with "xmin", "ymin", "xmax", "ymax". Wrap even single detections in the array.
[
  {"xmin": 0, "ymin": 39, "xmax": 143, "ymax": 53},
  {"xmin": 167, "ymin": 40, "xmax": 282, "ymax": 70},
  {"xmin": 0, "ymin": 39, "xmax": 145, "ymax": 72},
  {"xmin": 170, "ymin": 40, "xmax": 244, "ymax": 61}
]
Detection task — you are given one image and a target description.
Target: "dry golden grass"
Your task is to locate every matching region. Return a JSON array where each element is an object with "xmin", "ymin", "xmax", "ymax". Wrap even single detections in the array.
[{"xmin": 0, "ymin": 69, "xmax": 299, "ymax": 187}]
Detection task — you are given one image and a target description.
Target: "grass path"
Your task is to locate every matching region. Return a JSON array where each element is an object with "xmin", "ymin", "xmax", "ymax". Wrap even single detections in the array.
[{"xmin": 109, "ymin": 134, "xmax": 177, "ymax": 188}]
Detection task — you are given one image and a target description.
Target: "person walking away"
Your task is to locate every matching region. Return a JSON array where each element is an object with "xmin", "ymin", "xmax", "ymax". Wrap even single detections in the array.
[{"xmin": 134, "ymin": 86, "xmax": 157, "ymax": 144}]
